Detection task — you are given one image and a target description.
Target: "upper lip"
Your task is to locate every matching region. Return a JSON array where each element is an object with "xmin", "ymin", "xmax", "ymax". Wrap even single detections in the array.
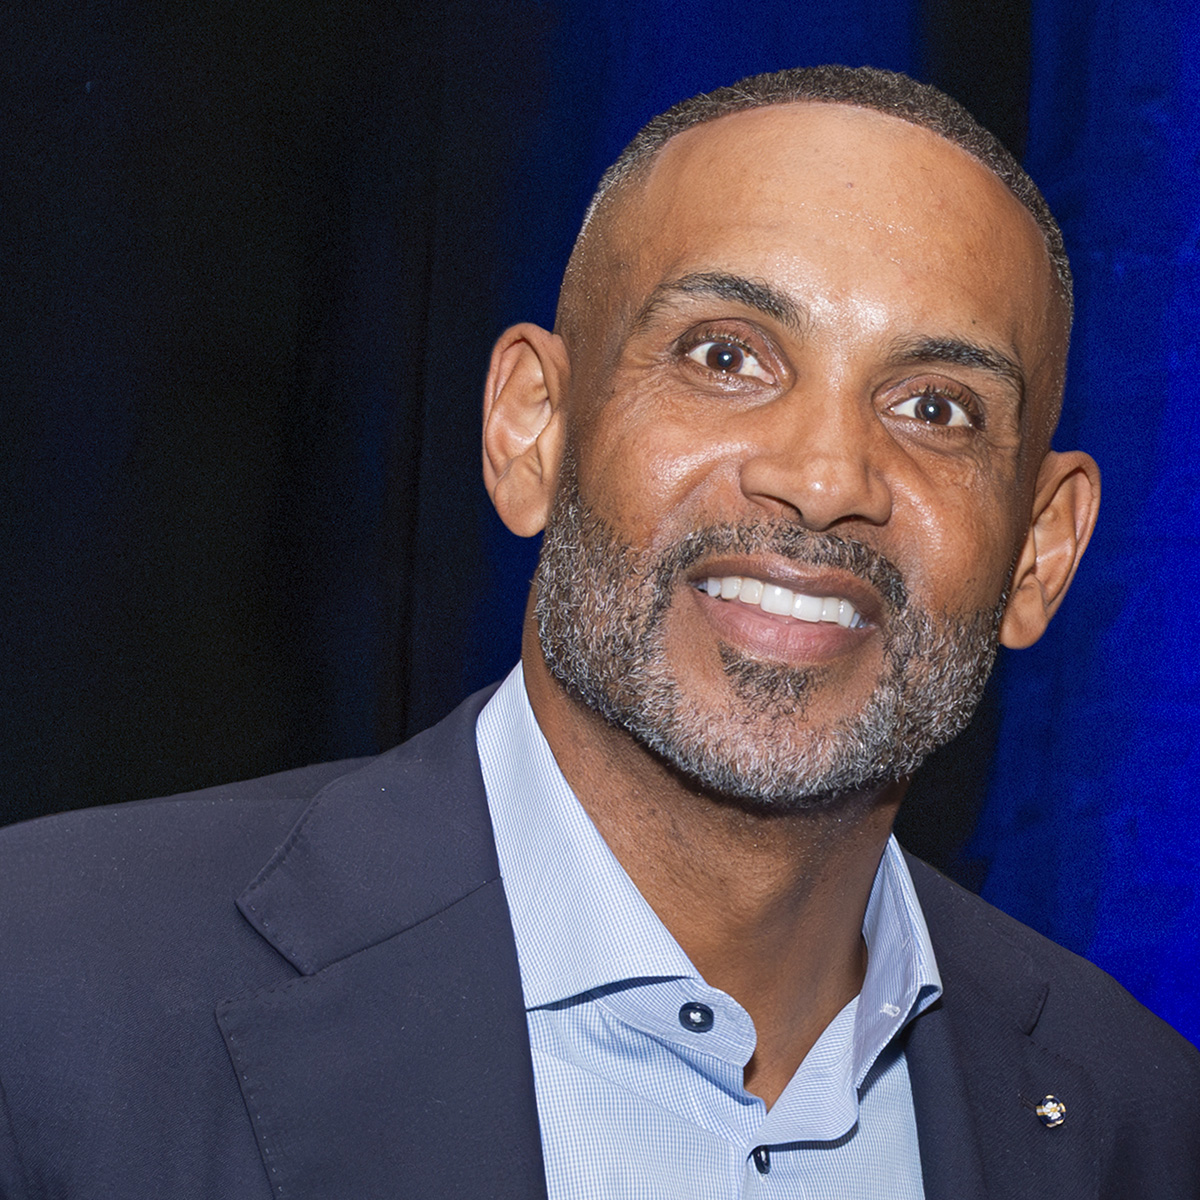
[{"xmin": 686, "ymin": 556, "xmax": 889, "ymax": 626}]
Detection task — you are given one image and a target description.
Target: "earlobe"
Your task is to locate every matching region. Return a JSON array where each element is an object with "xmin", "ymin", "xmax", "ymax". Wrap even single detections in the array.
[
  {"xmin": 1000, "ymin": 451, "xmax": 1101, "ymax": 649},
  {"xmin": 482, "ymin": 323, "xmax": 570, "ymax": 537}
]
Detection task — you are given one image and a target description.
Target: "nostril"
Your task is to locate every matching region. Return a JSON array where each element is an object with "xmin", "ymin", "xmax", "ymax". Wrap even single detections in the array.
[{"xmin": 739, "ymin": 450, "xmax": 892, "ymax": 531}]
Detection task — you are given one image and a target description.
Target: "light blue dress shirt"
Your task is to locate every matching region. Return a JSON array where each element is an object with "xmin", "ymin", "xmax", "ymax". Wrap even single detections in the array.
[{"xmin": 477, "ymin": 664, "xmax": 942, "ymax": 1199}]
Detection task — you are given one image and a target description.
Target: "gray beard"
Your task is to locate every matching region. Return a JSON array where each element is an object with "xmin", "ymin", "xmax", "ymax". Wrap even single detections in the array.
[{"xmin": 534, "ymin": 467, "xmax": 1003, "ymax": 811}]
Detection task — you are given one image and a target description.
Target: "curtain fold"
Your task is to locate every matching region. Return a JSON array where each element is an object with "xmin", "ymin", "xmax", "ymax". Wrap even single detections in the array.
[
  {"xmin": 974, "ymin": 0, "xmax": 1200, "ymax": 1045},
  {"xmin": 3, "ymin": 0, "xmax": 1194, "ymax": 1044}
]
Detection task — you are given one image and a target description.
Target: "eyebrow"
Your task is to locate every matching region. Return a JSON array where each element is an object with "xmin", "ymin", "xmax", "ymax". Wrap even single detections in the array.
[
  {"xmin": 886, "ymin": 335, "xmax": 1026, "ymax": 399},
  {"xmin": 631, "ymin": 271, "xmax": 808, "ymax": 334},
  {"xmin": 630, "ymin": 277, "xmax": 1027, "ymax": 400}
]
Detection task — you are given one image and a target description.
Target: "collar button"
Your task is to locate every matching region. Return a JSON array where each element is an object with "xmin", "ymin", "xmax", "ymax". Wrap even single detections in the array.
[{"xmin": 678, "ymin": 1001, "xmax": 715, "ymax": 1032}]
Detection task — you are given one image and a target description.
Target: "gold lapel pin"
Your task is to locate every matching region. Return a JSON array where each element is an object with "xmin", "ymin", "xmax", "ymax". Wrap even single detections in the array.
[{"xmin": 1035, "ymin": 1095, "xmax": 1066, "ymax": 1128}]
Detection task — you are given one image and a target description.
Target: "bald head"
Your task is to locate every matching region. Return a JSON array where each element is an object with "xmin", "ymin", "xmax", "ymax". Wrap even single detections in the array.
[
  {"xmin": 555, "ymin": 66, "xmax": 1072, "ymax": 448},
  {"xmin": 484, "ymin": 70, "xmax": 1099, "ymax": 789}
]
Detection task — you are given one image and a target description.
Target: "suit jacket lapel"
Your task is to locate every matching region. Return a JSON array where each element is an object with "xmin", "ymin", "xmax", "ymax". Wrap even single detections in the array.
[
  {"xmin": 905, "ymin": 856, "xmax": 1101, "ymax": 1200},
  {"xmin": 216, "ymin": 688, "xmax": 548, "ymax": 1200},
  {"xmin": 216, "ymin": 697, "xmax": 1113, "ymax": 1200}
]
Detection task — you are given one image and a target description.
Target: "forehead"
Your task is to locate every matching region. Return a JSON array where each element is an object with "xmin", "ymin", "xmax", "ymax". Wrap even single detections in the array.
[{"xmin": 605, "ymin": 103, "xmax": 1061, "ymax": 375}]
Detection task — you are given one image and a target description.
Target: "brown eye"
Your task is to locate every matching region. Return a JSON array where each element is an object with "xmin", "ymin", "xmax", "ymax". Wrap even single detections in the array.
[
  {"xmin": 706, "ymin": 343, "xmax": 744, "ymax": 371},
  {"xmin": 916, "ymin": 395, "xmax": 953, "ymax": 424},
  {"xmin": 891, "ymin": 388, "xmax": 973, "ymax": 428},
  {"xmin": 686, "ymin": 339, "xmax": 773, "ymax": 381}
]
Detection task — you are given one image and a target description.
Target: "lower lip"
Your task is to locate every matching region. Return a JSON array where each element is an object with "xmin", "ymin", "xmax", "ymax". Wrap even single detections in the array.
[{"xmin": 687, "ymin": 586, "xmax": 869, "ymax": 662}]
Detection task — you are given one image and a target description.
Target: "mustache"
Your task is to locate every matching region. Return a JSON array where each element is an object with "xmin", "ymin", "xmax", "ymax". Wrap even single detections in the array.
[{"xmin": 648, "ymin": 522, "xmax": 909, "ymax": 616}]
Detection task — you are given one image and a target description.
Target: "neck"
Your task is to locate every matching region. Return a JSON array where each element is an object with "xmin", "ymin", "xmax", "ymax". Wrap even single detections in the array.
[{"xmin": 520, "ymin": 636, "xmax": 905, "ymax": 1106}]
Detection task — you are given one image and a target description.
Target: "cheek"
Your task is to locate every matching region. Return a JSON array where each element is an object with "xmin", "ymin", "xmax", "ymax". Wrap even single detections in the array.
[
  {"xmin": 573, "ymin": 391, "xmax": 745, "ymax": 541},
  {"xmin": 894, "ymin": 479, "xmax": 1023, "ymax": 611}
]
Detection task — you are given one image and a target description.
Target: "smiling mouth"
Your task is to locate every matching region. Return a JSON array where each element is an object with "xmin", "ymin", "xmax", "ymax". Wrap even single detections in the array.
[{"xmin": 696, "ymin": 575, "xmax": 869, "ymax": 629}]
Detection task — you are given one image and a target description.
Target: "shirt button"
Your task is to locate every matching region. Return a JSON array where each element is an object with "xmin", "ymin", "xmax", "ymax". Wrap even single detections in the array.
[
  {"xmin": 752, "ymin": 1146, "xmax": 771, "ymax": 1175},
  {"xmin": 678, "ymin": 1001, "xmax": 714, "ymax": 1032}
]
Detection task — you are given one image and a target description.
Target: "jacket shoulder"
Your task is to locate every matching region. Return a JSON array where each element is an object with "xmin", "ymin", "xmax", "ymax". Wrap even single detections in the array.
[
  {"xmin": 0, "ymin": 690, "xmax": 500, "ymax": 1197},
  {"xmin": 0, "ymin": 757, "xmax": 390, "ymax": 995},
  {"xmin": 0, "ymin": 682, "xmax": 499, "ymax": 946},
  {"xmin": 906, "ymin": 854, "xmax": 1200, "ymax": 1109},
  {"xmin": 0, "ymin": 757, "xmax": 369, "ymax": 895}
]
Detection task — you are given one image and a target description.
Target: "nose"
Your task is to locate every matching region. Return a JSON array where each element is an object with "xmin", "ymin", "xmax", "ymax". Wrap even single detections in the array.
[{"xmin": 737, "ymin": 387, "xmax": 893, "ymax": 530}]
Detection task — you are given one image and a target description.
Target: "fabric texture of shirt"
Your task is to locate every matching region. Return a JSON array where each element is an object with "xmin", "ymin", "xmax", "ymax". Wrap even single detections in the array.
[{"xmin": 476, "ymin": 663, "xmax": 942, "ymax": 1199}]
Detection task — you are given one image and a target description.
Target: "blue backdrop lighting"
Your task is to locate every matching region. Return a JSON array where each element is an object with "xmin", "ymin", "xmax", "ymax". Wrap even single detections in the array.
[{"xmin": 2, "ymin": 0, "xmax": 1195, "ymax": 1048}]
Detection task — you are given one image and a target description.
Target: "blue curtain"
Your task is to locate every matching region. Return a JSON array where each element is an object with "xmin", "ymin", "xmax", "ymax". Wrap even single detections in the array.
[
  {"xmin": 974, "ymin": 0, "xmax": 1200, "ymax": 1045},
  {"xmin": 3, "ymin": 0, "xmax": 1195, "ymax": 1049}
]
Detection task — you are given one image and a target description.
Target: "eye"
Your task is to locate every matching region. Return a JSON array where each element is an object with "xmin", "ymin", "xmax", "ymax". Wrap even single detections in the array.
[
  {"xmin": 889, "ymin": 385, "xmax": 976, "ymax": 428},
  {"xmin": 686, "ymin": 339, "xmax": 774, "ymax": 381}
]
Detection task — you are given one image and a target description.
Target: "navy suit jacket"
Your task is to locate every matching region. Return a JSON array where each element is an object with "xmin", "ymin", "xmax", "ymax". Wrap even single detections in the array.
[{"xmin": 1, "ymin": 686, "xmax": 1198, "ymax": 1198}]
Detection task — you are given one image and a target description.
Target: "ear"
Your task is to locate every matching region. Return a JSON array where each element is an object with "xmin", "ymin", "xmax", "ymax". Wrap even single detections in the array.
[
  {"xmin": 999, "ymin": 450, "xmax": 1101, "ymax": 649},
  {"xmin": 482, "ymin": 323, "xmax": 570, "ymax": 537}
]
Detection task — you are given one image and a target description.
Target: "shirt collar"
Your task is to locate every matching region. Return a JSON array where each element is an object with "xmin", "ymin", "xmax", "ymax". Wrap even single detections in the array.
[
  {"xmin": 476, "ymin": 662, "xmax": 942, "ymax": 1081},
  {"xmin": 477, "ymin": 663, "xmax": 693, "ymax": 1006}
]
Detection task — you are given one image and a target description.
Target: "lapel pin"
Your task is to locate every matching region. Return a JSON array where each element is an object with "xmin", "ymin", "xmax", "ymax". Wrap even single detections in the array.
[{"xmin": 1035, "ymin": 1095, "xmax": 1066, "ymax": 1128}]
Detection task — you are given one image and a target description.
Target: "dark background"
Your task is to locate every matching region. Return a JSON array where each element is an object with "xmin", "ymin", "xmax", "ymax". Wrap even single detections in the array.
[{"xmin": 3, "ymin": 0, "xmax": 1198, "ymax": 1045}]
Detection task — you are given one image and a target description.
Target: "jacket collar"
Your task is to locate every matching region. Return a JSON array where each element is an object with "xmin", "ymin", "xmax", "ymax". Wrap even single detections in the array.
[
  {"xmin": 217, "ymin": 693, "xmax": 1101, "ymax": 1200},
  {"xmin": 905, "ymin": 855, "xmax": 1100, "ymax": 1200},
  {"xmin": 217, "ymin": 685, "xmax": 549, "ymax": 1200},
  {"xmin": 234, "ymin": 684, "xmax": 502, "ymax": 975}
]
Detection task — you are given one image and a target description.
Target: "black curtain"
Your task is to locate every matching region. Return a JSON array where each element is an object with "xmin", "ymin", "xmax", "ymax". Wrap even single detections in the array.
[{"xmin": 1, "ymin": 0, "xmax": 1028, "ymax": 881}]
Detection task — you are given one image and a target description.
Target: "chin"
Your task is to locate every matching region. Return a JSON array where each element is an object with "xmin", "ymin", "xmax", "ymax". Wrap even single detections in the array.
[{"xmin": 533, "ymin": 457, "xmax": 1003, "ymax": 808}]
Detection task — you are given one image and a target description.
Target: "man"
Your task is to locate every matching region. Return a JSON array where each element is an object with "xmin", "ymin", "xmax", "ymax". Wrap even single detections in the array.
[{"xmin": 0, "ymin": 65, "xmax": 1196, "ymax": 1199}]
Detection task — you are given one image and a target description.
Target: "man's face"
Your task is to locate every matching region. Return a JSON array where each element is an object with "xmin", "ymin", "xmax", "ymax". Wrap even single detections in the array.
[{"xmin": 534, "ymin": 103, "xmax": 1066, "ymax": 805}]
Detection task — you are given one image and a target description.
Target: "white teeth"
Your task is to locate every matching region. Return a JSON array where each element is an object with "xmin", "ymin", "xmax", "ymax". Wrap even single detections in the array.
[
  {"xmin": 760, "ymin": 584, "xmax": 793, "ymax": 616},
  {"xmin": 793, "ymin": 592, "xmax": 822, "ymax": 622},
  {"xmin": 702, "ymin": 576, "xmax": 865, "ymax": 629},
  {"xmin": 737, "ymin": 578, "xmax": 763, "ymax": 605}
]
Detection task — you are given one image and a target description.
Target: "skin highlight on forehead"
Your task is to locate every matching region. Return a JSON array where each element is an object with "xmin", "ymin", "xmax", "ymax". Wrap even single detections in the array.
[{"xmin": 555, "ymin": 101, "xmax": 1070, "ymax": 458}]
